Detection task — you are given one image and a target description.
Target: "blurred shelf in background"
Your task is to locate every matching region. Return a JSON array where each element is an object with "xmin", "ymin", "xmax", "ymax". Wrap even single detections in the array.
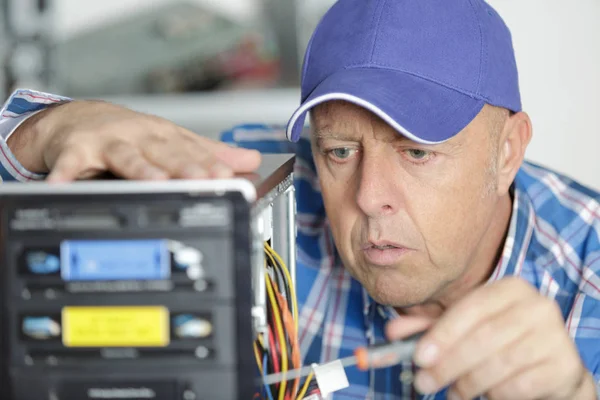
[
  {"xmin": 99, "ymin": 87, "xmax": 300, "ymax": 140},
  {"xmin": 1, "ymin": 0, "xmax": 320, "ymax": 98}
]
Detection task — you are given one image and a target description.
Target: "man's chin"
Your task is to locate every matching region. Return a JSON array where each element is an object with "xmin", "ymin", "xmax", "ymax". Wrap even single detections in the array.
[
  {"xmin": 363, "ymin": 276, "xmax": 431, "ymax": 308},
  {"xmin": 367, "ymin": 289, "xmax": 422, "ymax": 308}
]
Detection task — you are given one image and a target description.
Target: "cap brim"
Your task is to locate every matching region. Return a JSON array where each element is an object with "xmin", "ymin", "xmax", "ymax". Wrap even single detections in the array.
[{"xmin": 286, "ymin": 67, "xmax": 485, "ymax": 143}]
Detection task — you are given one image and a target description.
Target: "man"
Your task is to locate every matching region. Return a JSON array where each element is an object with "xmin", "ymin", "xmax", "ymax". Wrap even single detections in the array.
[{"xmin": 0, "ymin": 0, "xmax": 598, "ymax": 398}]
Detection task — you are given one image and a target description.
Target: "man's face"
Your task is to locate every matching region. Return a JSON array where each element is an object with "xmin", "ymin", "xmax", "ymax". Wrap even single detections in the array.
[{"xmin": 310, "ymin": 101, "xmax": 505, "ymax": 307}]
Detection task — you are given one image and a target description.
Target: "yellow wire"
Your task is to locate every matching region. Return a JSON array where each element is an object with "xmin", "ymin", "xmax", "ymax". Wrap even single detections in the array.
[
  {"xmin": 264, "ymin": 242, "xmax": 295, "ymax": 327},
  {"xmin": 296, "ymin": 371, "xmax": 314, "ymax": 400},
  {"xmin": 265, "ymin": 242, "xmax": 299, "ymax": 333},
  {"xmin": 265, "ymin": 243, "xmax": 302, "ymax": 398},
  {"xmin": 265, "ymin": 266, "xmax": 288, "ymax": 400},
  {"xmin": 253, "ymin": 341, "xmax": 263, "ymax": 374},
  {"xmin": 265, "ymin": 245, "xmax": 301, "ymax": 398},
  {"xmin": 257, "ymin": 333, "xmax": 265, "ymax": 349}
]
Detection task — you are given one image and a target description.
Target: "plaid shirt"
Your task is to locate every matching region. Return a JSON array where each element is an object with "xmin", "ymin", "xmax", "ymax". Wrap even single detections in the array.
[{"xmin": 3, "ymin": 90, "xmax": 600, "ymax": 399}]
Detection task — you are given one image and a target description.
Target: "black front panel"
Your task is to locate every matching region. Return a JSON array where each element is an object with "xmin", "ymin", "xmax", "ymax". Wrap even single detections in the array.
[{"xmin": 0, "ymin": 192, "xmax": 254, "ymax": 400}]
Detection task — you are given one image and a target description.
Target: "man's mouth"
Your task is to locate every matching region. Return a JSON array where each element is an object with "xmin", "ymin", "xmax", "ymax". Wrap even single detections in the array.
[
  {"xmin": 371, "ymin": 244, "xmax": 397, "ymax": 250},
  {"xmin": 362, "ymin": 241, "xmax": 412, "ymax": 266},
  {"xmin": 363, "ymin": 240, "xmax": 406, "ymax": 250}
]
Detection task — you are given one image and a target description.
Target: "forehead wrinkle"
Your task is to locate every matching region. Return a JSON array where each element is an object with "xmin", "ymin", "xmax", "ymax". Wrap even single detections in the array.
[
  {"xmin": 311, "ymin": 101, "xmax": 465, "ymax": 151},
  {"xmin": 311, "ymin": 111, "xmax": 365, "ymax": 143},
  {"xmin": 313, "ymin": 102, "xmax": 405, "ymax": 145}
]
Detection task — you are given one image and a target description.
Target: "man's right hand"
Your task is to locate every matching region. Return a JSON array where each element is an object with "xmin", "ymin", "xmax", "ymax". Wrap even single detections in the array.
[{"xmin": 7, "ymin": 100, "xmax": 262, "ymax": 182}]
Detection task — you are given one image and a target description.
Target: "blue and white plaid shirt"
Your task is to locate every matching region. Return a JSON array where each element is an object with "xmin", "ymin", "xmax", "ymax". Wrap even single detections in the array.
[{"xmin": 2, "ymin": 89, "xmax": 600, "ymax": 399}]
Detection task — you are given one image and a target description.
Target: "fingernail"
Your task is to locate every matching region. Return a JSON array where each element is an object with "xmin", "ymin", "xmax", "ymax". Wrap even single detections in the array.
[
  {"xmin": 415, "ymin": 342, "xmax": 439, "ymax": 367},
  {"xmin": 447, "ymin": 389, "xmax": 462, "ymax": 400},
  {"xmin": 414, "ymin": 371, "xmax": 437, "ymax": 394}
]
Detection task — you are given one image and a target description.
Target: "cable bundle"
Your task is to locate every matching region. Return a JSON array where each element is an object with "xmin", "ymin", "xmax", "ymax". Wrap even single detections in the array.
[{"xmin": 253, "ymin": 242, "xmax": 314, "ymax": 400}]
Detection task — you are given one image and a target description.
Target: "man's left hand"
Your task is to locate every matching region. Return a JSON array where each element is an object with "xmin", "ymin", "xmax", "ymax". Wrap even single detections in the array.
[{"xmin": 385, "ymin": 277, "xmax": 597, "ymax": 399}]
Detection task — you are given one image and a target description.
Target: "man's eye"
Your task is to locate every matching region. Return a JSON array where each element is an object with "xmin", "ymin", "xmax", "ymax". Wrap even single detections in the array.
[
  {"xmin": 331, "ymin": 148, "xmax": 353, "ymax": 159},
  {"xmin": 406, "ymin": 149, "xmax": 430, "ymax": 160}
]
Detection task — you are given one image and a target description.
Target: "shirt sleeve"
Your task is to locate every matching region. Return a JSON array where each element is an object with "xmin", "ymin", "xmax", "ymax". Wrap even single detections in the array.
[{"xmin": 0, "ymin": 88, "xmax": 71, "ymax": 182}]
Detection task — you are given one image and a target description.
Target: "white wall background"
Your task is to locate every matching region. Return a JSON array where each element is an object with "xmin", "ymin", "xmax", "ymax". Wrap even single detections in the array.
[
  {"xmin": 52, "ymin": 0, "xmax": 600, "ymax": 190},
  {"xmin": 487, "ymin": 0, "xmax": 600, "ymax": 190}
]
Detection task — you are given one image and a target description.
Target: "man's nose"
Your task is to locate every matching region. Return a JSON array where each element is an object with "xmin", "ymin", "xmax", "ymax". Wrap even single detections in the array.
[{"xmin": 355, "ymin": 153, "xmax": 400, "ymax": 218}]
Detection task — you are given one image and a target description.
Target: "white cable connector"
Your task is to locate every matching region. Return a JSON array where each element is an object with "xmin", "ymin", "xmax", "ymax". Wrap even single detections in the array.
[
  {"xmin": 310, "ymin": 360, "xmax": 349, "ymax": 399},
  {"xmin": 260, "ymin": 204, "xmax": 273, "ymax": 242}
]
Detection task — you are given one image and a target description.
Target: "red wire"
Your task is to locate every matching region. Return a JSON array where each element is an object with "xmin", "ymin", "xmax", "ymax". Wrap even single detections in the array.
[
  {"xmin": 268, "ymin": 324, "xmax": 281, "ymax": 395},
  {"xmin": 268, "ymin": 325, "xmax": 280, "ymax": 374}
]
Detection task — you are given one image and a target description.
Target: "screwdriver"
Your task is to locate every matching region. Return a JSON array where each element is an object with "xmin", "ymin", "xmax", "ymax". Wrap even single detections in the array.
[{"xmin": 261, "ymin": 332, "xmax": 423, "ymax": 386}]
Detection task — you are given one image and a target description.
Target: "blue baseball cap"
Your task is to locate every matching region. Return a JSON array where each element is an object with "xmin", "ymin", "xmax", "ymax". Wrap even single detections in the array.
[{"xmin": 286, "ymin": 0, "xmax": 522, "ymax": 143}]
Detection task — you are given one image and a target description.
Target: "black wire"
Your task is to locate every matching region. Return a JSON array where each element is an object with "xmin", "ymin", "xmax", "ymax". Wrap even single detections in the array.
[{"xmin": 272, "ymin": 261, "xmax": 292, "ymax": 306}]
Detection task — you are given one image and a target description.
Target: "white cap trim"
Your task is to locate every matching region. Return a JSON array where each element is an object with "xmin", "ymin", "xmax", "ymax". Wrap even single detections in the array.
[{"xmin": 286, "ymin": 92, "xmax": 447, "ymax": 145}]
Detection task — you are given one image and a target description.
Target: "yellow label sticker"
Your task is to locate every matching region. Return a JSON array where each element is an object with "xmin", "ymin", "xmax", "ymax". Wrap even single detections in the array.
[{"xmin": 62, "ymin": 306, "xmax": 169, "ymax": 347}]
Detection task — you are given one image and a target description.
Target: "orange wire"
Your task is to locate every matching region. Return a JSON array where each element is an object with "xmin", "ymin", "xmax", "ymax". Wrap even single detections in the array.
[{"xmin": 276, "ymin": 290, "xmax": 301, "ymax": 396}]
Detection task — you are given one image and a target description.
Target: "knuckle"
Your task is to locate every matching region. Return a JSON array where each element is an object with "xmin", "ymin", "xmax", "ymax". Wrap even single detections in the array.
[
  {"xmin": 127, "ymin": 160, "xmax": 150, "ymax": 177},
  {"xmin": 185, "ymin": 151, "xmax": 209, "ymax": 164},
  {"xmin": 510, "ymin": 373, "xmax": 540, "ymax": 399},
  {"xmin": 425, "ymin": 363, "xmax": 449, "ymax": 387},
  {"xmin": 168, "ymin": 160, "xmax": 201, "ymax": 176},
  {"xmin": 145, "ymin": 139, "xmax": 187, "ymax": 162},
  {"xmin": 488, "ymin": 381, "xmax": 529, "ymax": 400},
  {"xmin": 487, "ymin": 385, "xmax": 517, "ymax": 400},
  {"xmin": 145, "ymin": 117, "xmax": 179, "ymax": 138},
  {"xmin": 496, "ymin": 342, "xmax": 523, "ymax": 371},
  {"xmin": 121, "ymin": 157, "xmax": 146, "ymax": 174},
  {"xmin": 454, "ymin": 374, "xmax": 479, "ymax": 399},
  {"xmin": 104, "ymin": 145, "xmax": 143, "ymax": 172},
  {"xmin": 428, "ymin": 322, "xmax": 455, "ymax": 347},
  {"xmin": 200, "ymin": 156, "xmax": 223, "ymax": 169},
  {"xmin": 146, "ymin": 133, "xmax": 170, "ymax": 149},
  {"xmin": 174, "ymin": 151, "xmax": 214, "ymax": 169},
  {"xmin": 104, "ymin": 140, "xmax": 131, "ymax": 155},
  {"xmin": 456, "ymin": 356, "xmax": 506, "ymax": 398},
  {"xmin": 471, "ymin": 320, "xmax": 497, "ymax": 347}
]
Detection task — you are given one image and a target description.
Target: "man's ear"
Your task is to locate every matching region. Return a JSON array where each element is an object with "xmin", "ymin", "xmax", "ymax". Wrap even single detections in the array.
[{"xmin": 496, "ymin": 111, "xmax": 533, "ymax": 195}]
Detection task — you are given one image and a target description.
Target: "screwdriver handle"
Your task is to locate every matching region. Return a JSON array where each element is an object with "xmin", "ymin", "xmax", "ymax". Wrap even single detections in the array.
[{"xmin": 354, "ymin": 332, "xmax": 424, "ymax": 371}]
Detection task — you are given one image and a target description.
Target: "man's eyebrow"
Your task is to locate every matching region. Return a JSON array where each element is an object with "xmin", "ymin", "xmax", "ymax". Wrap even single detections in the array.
[
  {"xmin": 312, "ymin": 128, "xmax": 361, "ymax": 142},
  {"xmin": 313, "ymin": 127, "xmax": 463, "ymax": 150}
]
